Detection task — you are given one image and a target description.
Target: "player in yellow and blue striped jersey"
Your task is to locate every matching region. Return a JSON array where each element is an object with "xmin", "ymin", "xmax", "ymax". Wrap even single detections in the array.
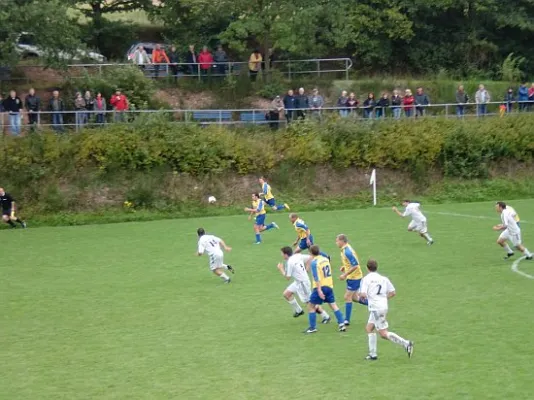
[
  {"xmin": 259, "ymin": 177, "xmax": 290, "ymax": 211},
  {"xmin": 336, "ymin": 234, "xmax": 368, "ymax": 326},
  {"xmin": 304, "ymin": 245, "xmax": 346, "ymax": 334},
  {"xmin": 289, "ymin": 213, "xmax": 331, "ymax": 259},
  {"xmin": 244, "ymin": 193, "xmax": 279, "ymax": 244}
]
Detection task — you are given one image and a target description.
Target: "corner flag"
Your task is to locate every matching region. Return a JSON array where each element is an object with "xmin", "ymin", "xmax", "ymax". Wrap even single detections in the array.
[{"xmin": 370, "ymin": 169, "xmax": 377, "ymax": 206}]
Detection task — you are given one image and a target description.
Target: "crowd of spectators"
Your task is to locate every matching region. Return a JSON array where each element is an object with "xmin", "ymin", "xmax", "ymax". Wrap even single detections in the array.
[
  {"xmin": 0, "ymin": 88, "xmax": 130, "ymax": 135},
  {"xmin": 1, "ymin": 81, "xmax": 534, "ymax": 134}
]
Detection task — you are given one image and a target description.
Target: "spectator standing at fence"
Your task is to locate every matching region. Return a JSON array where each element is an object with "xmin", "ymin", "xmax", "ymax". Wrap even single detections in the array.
[
  {"xmin": 3, "ymin": 90, "xmax": 23, "ymax": 136},
  {"xmin": 403, "ymin": 89, "xmax": 415, "ymax": 118},
  {"xmin": 152, "ymin": 44, "xmax": 170, "ymax": 79},
  {"xmin": 415, "ymin": 87, "xmax": 430, "ymax": 117},
  {"xmin": 455, "ymin": 85, "xmax": 469, "ymax": 117},
  {"xmin": 375, "ymin": 92, "xmax": 390, "ymax": 119},
  {"xmin": 295, "ymin": 87, "xmax": 308, "ymax": 120},
  {"xmin": 74, "ymin": 92, "xmax": 87, "ymax": 129},
  {"xmin": 84, "ymin": 91, "xmax": 94, "ymax": 124},
  {"xmin": 363, "ymin": 92, "xmax": 376, "ymax": 119},
  {"xmin": 186, "ymin": 45, "xmax": 198, "ymax": 75},
  {"xmin": 337, "ymin": 91, "xmax": 349, "ymax": 117},
  {"xmin": 503, "ymin": 87, "xmax": 515, "ymax": 113},
  {"xmin": 110, "ymin": 89, "xmax": 129, "ymax": 122},
  {"xmin": 24, "ymin": 88, "xmax": 40, "ymax": 129},
  {"xmin": 214, "ymin": 45, "xmax": 228, "ymax": 76},
  {"xmin": 168, "ymin": 45, "xmax": 180, "ymax": 82},
  {"xmin": 0, "ymin": 94, "xmax": 4, "ymax": 133},
  {"xmin": 518, "ymin": 83, "xmax": 528, "ymax": 111},
  {"xmin": 283, "ymin": 89, "xmax": 296, "ymax": 123},
  {"xmin": 528, "ymin": 83, "xmax": 534, "ymax": 111},
  {"xmin": 132, "ymin": 45, "xmax": 151, "ymax": 70},
  {"xmin": 268, "ymin": 95, "xmax": 284, "ymax": 130},
  {"xmin": 48, "ymin": 90, "xmax": 65, "ymax": 132},
  {"xmin": 475, "ymin": 84, "xmax": 490, "ymax": 116},
  {"xmin": 94, "ymin": 92, "xmax": 106, "ymax": 125},
  {"xmin": 198, "ymin": 46, "xmax": 214, "ymax": 78},
  {"xmin": 347, "ymin": 92, "xmax": 359, "ymax": 116},
  {"xmin": 391, "ymin": 90, "xmax": 402, "ymax": 119},
  {"xmin": 309, "ymin": 88, "xmax": 324, "ymax": 120},
  {"xmin": 249, "ymin": 49, "xmax": 262, "ymax": 82}
]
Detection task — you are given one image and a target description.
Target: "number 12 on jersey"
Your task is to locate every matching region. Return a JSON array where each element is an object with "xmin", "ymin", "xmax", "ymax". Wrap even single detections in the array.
[{"xmin": 322, "ymin": 265, "xmax": 331, "ymax": 277}]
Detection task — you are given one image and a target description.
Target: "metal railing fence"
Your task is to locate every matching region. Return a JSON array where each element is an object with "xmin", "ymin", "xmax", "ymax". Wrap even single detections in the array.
[{"xmin": 0, "ymin": 100, "xmax": 533, "ymax": 133}]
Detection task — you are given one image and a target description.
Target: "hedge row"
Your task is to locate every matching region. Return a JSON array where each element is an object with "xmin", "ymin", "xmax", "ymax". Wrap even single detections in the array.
[{"xmin": 1, "ymin": 114, "xmax": 533, "ymax": 184}]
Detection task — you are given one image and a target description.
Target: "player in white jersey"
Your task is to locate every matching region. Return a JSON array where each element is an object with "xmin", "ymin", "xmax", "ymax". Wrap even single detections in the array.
[
  {"xmin": 196, "ymin": 228, "xmax": 235, "ymax": 283},
  {"xmin": 493, "ymin": 202, "xmax": 532, "ymax": 260},
  {"xmin": 277, "ymin": 246, "xmax": 330, "ymax": 322},
  {"xmin": 359, "ymin": 259, "xmax": 414, "ymax": 360},
  {"xmin": 393, "ymin": 200, "xmax": 434, "ymax": 245}
]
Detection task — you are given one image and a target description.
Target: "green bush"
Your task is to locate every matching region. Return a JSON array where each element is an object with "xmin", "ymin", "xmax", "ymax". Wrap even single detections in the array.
[{"xmin": 0, "ymin": 115, "xmax": 533, "ymax": 218}]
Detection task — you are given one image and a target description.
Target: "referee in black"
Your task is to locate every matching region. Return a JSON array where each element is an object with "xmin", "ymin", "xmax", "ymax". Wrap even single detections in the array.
[{"xmin": 0, "ymin": 187, "xmax": 27, "ymax": 228}]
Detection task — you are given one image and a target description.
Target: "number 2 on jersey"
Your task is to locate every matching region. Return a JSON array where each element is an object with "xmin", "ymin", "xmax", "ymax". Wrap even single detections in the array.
[
  {"xmin": 322, "ymin": 265, "xmax": 331, "ymax": 277},
  {"xmin": 376, "ymin": 284, "xmax": 382, "ymax": 295}
]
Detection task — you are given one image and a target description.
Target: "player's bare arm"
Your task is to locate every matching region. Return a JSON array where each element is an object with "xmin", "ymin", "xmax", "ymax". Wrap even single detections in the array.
[
  {"xmin": 392, "ymin": 206, "xmax": 404, "ymax": 217},
  {"xmin": 277, "ymin": 263, "xmax": 290, "ymax": 279},
  {"xmin": 219, "ymin": 240, "xmax": 232, "ymax": 252},
  {"xmin": 387, "ymin": 291, "xmax": 396, "ymax": 299},
  {"xmin": 340, "ymin": 265, "xmax": 357, "ymax": 280},
  {"xmin": 493, "ymin": 224, "xmax": 505, "ymax": 231}
]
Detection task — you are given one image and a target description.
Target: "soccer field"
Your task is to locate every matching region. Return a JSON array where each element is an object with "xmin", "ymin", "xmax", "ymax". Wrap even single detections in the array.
[{"xmin": 2, "ymin": 199, "xmax": 533, "ymax": 399}]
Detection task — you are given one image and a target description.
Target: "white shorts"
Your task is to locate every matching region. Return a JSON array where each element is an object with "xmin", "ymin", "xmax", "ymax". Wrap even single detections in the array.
[
  {"xmin": 368, "ymin": 310, "xmax": 389, "ymax": 330},
  {"xmin": 287, "ymin": 280, "xmax": 312, "ymax": 303},
  {"xmin": 499, "ymin": 229, "xmax": 522, "ymax": 247},
  {"xmin": 408, "ymin": 220, "xmax": 427, "ymax": 234},
  {"xmin": 208, "ymin": 253, "xmax": 224, "ymax": 271}
]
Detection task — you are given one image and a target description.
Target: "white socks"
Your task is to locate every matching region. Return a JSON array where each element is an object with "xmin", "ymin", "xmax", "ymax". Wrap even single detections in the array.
[
  {"xmin": 503, "ymin": 244, "xmax": 513, "ymax": 254},
  {"xmin": 220, "ymin": 273, "xmax": 230, "ymax": 281},
  {"xmin": 387, "ymin": 332, "xmax": 409, "ymax": 347},
  {"xmin": 423, "ymin": 233, "xmax": 432, "ymax": 241},
  {"xmin": 523, "ymin": 248, "xmax": 532, "ymax": 257},
  {"xmin": 288, "ymin": 298, "xmax": 303, "ymax": 313},
  {"xmin": 368, "ymin": 333, "xmax": 377, "ymax": 357},
  {"xmin": 321, "ymin": 310, "xmax": 330, "ymax": 319},
  {"xmin": 222, "ymin": 264, "xmax": 229, "ymax": 270}
]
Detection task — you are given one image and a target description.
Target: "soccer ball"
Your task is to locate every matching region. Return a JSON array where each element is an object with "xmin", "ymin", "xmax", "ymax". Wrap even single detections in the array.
[{"xmin": 208, "ymin": 196, "xmax": 217, "ymax": 203}]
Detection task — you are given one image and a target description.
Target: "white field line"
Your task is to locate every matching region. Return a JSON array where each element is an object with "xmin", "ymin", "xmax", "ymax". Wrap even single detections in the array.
[
  {"xmin": 511, "ymin": 256, "xmax": 534, "ymax": 280},
  {"xmin": 427, "ymin": 211, "xmax": 529, "ymax": 224}
]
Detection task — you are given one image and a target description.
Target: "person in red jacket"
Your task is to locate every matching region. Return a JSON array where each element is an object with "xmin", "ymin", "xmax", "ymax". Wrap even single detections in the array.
[
  {"xmin": 403, "ymin": 89, "xmax": 415, "ymax": 118},
  {"xmin": 198, "ymin": 46, "xmax": 214, "ymax": 77},
  {"xmin": 110, "ymin": 89, "xmax": 129, "ymax": 122}
]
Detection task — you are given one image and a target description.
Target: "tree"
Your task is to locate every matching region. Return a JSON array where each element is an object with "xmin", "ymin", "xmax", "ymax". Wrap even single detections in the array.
[
  {"xmin": 69, "ymin": 1, "xmax": 155, "ymax": 55},
  {"xmin": 0, "ymin": 0, "xmax": 83, "ymax": 68}
]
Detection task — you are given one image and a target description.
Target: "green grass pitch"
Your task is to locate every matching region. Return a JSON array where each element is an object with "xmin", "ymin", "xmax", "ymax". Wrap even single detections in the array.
[{"xmin": 2, "ymin": 199, "xmax": 533, "ymax": 399}]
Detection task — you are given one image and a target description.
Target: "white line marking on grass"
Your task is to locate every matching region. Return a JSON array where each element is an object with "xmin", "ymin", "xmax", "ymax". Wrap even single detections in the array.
[
  {"xmin": 511, "ymin": 256, "xmax": 534, "ymax": 280},
  {"xmin": 427, "ymin": 211, "xmax": 529, "ymax": 224}
]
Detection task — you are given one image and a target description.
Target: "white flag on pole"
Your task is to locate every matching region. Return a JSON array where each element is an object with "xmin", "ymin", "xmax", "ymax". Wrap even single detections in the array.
[
  {"xmin": 369, "ymin": 169, "xmax": 376, "ymax": 185},
  {"xmin": 370, "ymin": 169, "xmax": 377, "ymax": 206}
]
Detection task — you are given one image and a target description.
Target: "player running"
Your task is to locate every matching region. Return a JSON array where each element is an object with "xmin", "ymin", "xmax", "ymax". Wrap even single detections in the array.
[
  {"xmin": 277, "ymin": 246, "xmax": 331, "ymax": 323},
  {"xmin": 244, "ymin": 193, "xmax": 279, "ymax": 244},
  {"xmin": 359, "ymin": 259, "xmax": 414, "ymax": 360},
  {"xmin": 304, "ymin": 245, "xmax": 346, "ymax": 334},
  {"xmin": 501, "ymin": 203, "xmax": 521, "ymax": 227},
  {"xmin": 392, "ymin": 200, "xmax": 434, "ymax": 245},
  {"xmin": 196, "ymin": 228, "xmax": 235, "ymax": 283},
  {"xmin": 335, "ymin": 234, "xmax": 368, "ymax": 326},
  {"xmin": 494, "ymin": 202, "xmax": 532, "ymax": 260},
  {"xmin": 289, "ymin": 213, "xmax": 314, "ymax": 253},
  {"xmin": 259, "ymin": 177, "xmax": 290, "ymax": 211},
  {"xmin": 0, "ymin": 187, "xmax": 27, "ymax": 229}
]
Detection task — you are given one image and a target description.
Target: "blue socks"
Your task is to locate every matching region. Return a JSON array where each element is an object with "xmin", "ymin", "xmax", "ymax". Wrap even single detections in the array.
[
  {"xmin": 255, "ymin": 233, "xmax": 261, "ymax": 243},
  {"xmin": 265, "ymin": 223, "xmax": 275, "ymax": 230},
  {"xmin": 345, "ymin": 302, "xmax": 353, "ymax": 322},
  {"xmin": 334, "ymin": 310, "xmax": 344, "ymax": 324},
  {"xmin": 358, "ymin": 298, "xmax": 368, "ymax": 306},
  {"xmin": 276, "ymin": 204, "xmax": 286, "ymax": 210},
  {"xmin": 308, "ymin": 312, "xmax": 317, "ymax": 329}
]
